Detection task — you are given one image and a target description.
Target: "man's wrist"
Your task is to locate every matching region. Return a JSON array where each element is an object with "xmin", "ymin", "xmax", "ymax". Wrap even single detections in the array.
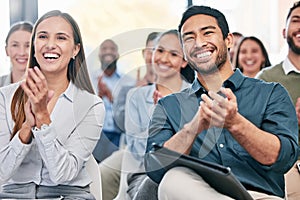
[
  {"xmin": 227, "ymin": 113, "xmax": 244, "ymax": 135},
  {"xmin": 183, "ymin": 122, "xmax": 200, "ymax": 137}
]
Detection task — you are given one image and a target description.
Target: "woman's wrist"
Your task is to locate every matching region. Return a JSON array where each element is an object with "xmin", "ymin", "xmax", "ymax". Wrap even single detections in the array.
[
  {"xmin": 19, "ymin": 123, "xmax": 33, "ymax": 144},
  {"xmin": 22, "ymin": 122, "xmax": 33, "ymax": 131},
  {"xmin": 35, "ymin": 111, "xmax": 51, "ymax": 129}
]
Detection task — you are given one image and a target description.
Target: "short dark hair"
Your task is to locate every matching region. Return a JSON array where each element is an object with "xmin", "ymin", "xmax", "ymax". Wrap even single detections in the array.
[
  {"xmin": 286, "ymin": 1, "xmax": 300, "ymax": 21},
  {"xmin": 145, "ymin": 32, "xmax": 160, "ymax": 46},
  {"xmin": 100, "ymin": 39, "xmax": 118, "ymax": 51},
  {"xmin": 178, "ymin": 5, "xmax": 229, "ymax": 39},
  {"xmin": 232, "ymin": 32, "xmax": 243, "ymax": 38}
]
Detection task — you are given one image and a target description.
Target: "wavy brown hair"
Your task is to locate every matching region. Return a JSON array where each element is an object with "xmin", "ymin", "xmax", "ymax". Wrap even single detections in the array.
[{"xmin": 10, "ymin": 10, "xmax": 94, "ymax": 139}]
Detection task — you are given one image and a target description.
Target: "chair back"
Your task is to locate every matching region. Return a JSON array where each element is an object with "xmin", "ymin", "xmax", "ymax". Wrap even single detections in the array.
[{"xmin": 86, "ymin": 155, "xmax": 102, "ymax": 200}]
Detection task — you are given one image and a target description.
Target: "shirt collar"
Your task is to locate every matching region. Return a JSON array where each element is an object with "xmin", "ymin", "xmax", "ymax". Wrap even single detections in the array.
[
  {"xmin": 282, "ymin": 57, "xmax": 300, "ymax": 74},
  {"xmin": 146, "ymin": 81, "xmax": 191, "ymax": 103},
  {"xmin": 189, "ymin": 69, "xmax": 245, "ymax": 96},
  {"xmin": 103, "ymin": 68, "xmax": 122, "ymax": 78},
  {"xmin": 62, "ymin": 81, "xmax": 75, "ymax": 102}
]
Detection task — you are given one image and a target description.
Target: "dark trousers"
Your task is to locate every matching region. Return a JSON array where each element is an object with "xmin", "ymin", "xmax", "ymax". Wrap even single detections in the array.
[
  {"xmin": 0, "ymin": 182, "xmax": 94, "ymax": 199},
  {"xmin": 131, "ymin": 175, "xmax": 158, "ymax": 200},
  {"xmin": 93, "ymin": 130, "xmax": 121, "ymax": 163}
]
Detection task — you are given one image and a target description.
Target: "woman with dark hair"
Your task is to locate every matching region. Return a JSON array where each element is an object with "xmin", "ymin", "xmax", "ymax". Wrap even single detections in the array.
[
  {"xmin": 234, "ymin": 36, "xmax": 271, "ymax": 78},
  {"xmin": 0, "ymin": 10, "xmax": 104, "ymax": 199},
  {"xmin": 0, "ymin": 21, "xmax": 33, "ymax": 86},
  {"xmin": 125, "ymin": 29, "xmax": 192, "ymax": 200}
]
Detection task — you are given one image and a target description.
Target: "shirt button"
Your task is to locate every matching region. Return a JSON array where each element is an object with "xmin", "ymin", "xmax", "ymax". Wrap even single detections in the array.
[{"xmin": 219, "ymin": 144, "xmax": 224, "ymax": 148}]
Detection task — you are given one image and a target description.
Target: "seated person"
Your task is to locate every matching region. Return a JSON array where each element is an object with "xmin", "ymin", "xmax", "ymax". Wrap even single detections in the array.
[
  {"xmin": 1, "ymin": 21, "xmax": 33, "ymax": 86},
  {"xmin": 0, "ymin": 10, "xmax": 104, "ymax": 199},
  {"xmin": 146, "ymin": 5, "xmax": 298, "ymax": 200},
  {"xmin": 233, "ymin": 36, "xmax": 271, "ymax": 78},
  {"xmin": 126, "ymin": 29, "xmax": 193, "ymax": 199}
]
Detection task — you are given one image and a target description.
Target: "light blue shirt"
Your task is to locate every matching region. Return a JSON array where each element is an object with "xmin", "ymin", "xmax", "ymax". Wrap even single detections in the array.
[
  {"xmin": 100, "ymin": 71, "xmax": 122, "ymax": 132},
  {"xmin": 0, "ymin": 82, "xmax": 105, "ymax": 187},
  {"xmin": 125, "ymin": 81, "xmax": 190, "ymax": 171},
  {"xmin": 91, "ymin": 68, "xmax": 135, "ymax": 133}
]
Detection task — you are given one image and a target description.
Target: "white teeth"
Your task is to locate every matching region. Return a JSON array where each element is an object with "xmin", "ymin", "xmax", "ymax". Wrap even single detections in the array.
[
  {"xmin": 16, "ymin": 58, "xmax": 27, "ymax": 63},
  {"xmin": 158, "ymin": 65, "xmax": 170, "ymax": 70},
  {"xmin": 246, "ymin": 60, "xmax": 254, "ymax": 65},
  {"xmin": 44, "ymin": 53, "xmax": 59, "ymax": 59},
  {"xmin": 196, "ymin": 51, "xmax": 211, "ymax": 58},
  {"xmin": 296, "ymin": 34, "xmax": 300, "ymax": 38}
]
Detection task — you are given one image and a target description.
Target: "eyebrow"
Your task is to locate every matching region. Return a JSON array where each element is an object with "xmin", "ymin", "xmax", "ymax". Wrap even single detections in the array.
[
  {"xmin": 157, "ymin": 45, "xmax": 181, "ymax": 55},
  {"xmin": 57, "ymin": 32, "xmax": 71, "ymax": 38},
  {"xmin": 291, "ymin": 15, "xmax": 300, "ymax": 20},
  {"xmin": 36, "ymin": 31, "xmax": 47, "ymax": 35},
  {"xmin": 36, "ymin": 31, "xmax": 71, "ymax": 38},
  {"xmin": 182, "ymin": 25, "xmax": 217, "ymax": 37}
]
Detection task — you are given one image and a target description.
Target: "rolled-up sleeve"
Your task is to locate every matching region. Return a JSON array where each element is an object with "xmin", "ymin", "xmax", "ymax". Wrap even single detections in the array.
[{"xmin": 259, "ymin": 84, "xmax": 298, "ymax": 173}]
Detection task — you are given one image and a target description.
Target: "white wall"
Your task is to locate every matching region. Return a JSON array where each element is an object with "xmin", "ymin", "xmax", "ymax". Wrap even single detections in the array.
[{"xmin": 0, "ymin": 0, "xmax": 295, "ymax": 76}]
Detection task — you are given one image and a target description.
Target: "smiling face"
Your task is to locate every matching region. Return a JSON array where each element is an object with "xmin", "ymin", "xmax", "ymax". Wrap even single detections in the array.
[
  {"xmin": 238, "ymin": 39, "xmax": 265, "ymax": 76},
  {"xmin": 33, "ymin": 16, "xmax": 80, "ymax": 76},
  {"xmin": 5, "ymin": 30, "xmax": 31, "ymax": 72},
  {"xmin": 98, "ymin": 40, "xmax": 119, "ymax": 71},
  {"xmin": 181, "ymin": 14, "xmax": 230, "ymax": 75},
  {"xmin": 285, "ymin": 7, "xmax": 300, "ymax": 54},
  {"xmin": 152, "ymin": 33, "xmax": 187, "ymax": 80}
]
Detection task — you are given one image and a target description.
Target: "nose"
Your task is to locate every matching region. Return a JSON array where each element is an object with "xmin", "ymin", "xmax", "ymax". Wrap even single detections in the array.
[
  {"xmin": 46, "ymin": 37, "xmax": 57, "ymax": 49},
  {"xmin": 160, "ymin": 51, "xmax": 170, "ymax": 63},
  {"xmin": 18, "ymin": 45, "xmax": 27, "ymax": 56},
  {"xmin": 195, "ymin": 35, "xmax": 208, "ymax": 47},
  {"xmin": 245, "ymin": 51, "xmax": 252, "ymax": 58}
]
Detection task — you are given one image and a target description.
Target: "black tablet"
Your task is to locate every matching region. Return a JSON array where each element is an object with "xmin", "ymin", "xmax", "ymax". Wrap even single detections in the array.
[{"xmin": 145, "ymin": 144, "xmax": 253, "ymax": 200}]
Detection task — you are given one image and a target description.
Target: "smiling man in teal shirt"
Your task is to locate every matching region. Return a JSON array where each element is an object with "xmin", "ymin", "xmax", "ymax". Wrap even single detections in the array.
[{"xmin": 146, "ymin": 5, "xmax": 298, "ymax": 199}]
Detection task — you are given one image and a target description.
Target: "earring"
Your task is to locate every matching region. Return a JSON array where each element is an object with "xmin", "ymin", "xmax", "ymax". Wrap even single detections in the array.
[{"xmin": 72, "ymin": 56, "xmax": 75, "ymax": 60}]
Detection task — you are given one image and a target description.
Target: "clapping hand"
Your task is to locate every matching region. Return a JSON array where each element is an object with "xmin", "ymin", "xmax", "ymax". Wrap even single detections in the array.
[
  {"xmin": 21, "ymin": 66, "xmax": 54, "ymax": 128},
  {"xmin": 192, "ymin": 87, "xmax": 238, "ymax": 133},
  {"xmin": 97, "ymin": 75, "xmax": 113, "ymax": 102},
  {"xmin": 153, "ymin": 89, "xmax": 163, "ymax": 105}
]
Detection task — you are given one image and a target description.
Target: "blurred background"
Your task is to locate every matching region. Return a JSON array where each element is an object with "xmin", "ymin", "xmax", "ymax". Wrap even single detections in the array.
[{"xmin": 0, "ymin": 0, "xmax": 295, "ymax": 76}]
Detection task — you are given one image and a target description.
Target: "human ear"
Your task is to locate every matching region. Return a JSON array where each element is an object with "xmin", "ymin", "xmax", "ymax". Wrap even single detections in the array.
[
  {"xmin": 72, "ymin": 43, "xmax": 80, "ymax": 58},
  {"xmin": 181, "ymin": 59, "xmax": 188, "ymax": 68},
  {"xmin": 5, "ymin": 46, "xmax": 9, "ymax": 56},
  {"xmin": 225, "ymin": 33, "xmax": 234, "ymax": 49},
  {"xmin": 283, "ymin": 28, "xmax": 287, "ymax": 39}
]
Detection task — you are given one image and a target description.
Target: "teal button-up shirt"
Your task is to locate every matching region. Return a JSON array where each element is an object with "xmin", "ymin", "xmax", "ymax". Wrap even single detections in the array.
[{"xmin": 147, "ymin": 69, "xmax": 298, "ymax": 198}]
